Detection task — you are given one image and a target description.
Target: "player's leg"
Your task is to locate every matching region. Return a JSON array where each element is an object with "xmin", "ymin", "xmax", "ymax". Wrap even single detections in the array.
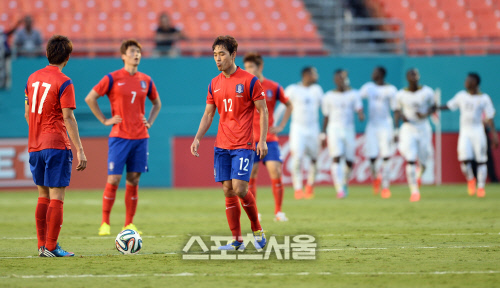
[
  {"xmin": 458, "ymin": 133, "xmax": 476, "ymax": 195},
  {"xmin": 290, "ymin": 130, "xmax": 305, "ymax": 199},
  {"xmin": 365, "ymin": 124, "xmax": 381, "ymax": 194},
  {"xmin": 379, "ymin": 126, "xmax": 394, "ymax": 197},
  {"xmin": 331, "ymin": 156, "xmax": 345, "ymax": 198},
  {"xmin": 329, "ymin": 130, "xmax": 345, "ymax": 198},
  {"xmin": 35, "ymin": 185, "xmax": 50, "ymax": 255},
  {"xmin": 265, "ymin": 160, "xmax": 286, "ymax": 221},
  {"xmin": 123, "ymin": 172, "xmax": 141, "ymax": 231},
  {"xmin": 474, "ymin": 132, "xmax": 488, "ymax": 197},
  {"xmin": 305, "ymin": 133, "xmax": 320, "ymax": 199},
  {"xmin": 400, "ymin": 124, "xmax": 420, "ymax": 201},
  {"xmin": 249, "ymin": 143, "xmax": 261, "ymax": 200},
  {"xmin": 343, "ymin": 129, "xmax": 357, "ymax": 197}
]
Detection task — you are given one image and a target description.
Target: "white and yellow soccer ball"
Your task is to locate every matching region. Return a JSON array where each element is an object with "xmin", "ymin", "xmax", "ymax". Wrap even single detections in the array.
[{"xmin": 115, "ymin": 229, "xmax": 142, "ymax": 255}]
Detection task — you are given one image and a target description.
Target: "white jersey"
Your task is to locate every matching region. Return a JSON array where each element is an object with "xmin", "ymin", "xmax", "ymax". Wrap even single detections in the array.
[
  {"xmin": 285, "ymin": 82, "xmax": 323, "ymax": 131},
  {"xmin": 446, "ymin": 91, "xmax": 495, "ymax": 131},
  {"xmin": 322, "ymin": 89, "xmax": 362, "ymax": 128},
  {"xmin": 359, "ymin": 82, "xmax": 397, "ymax": 125},
  {"xmin": 395, "ymin": 85, "xmax": 435, "ymax": 126}
]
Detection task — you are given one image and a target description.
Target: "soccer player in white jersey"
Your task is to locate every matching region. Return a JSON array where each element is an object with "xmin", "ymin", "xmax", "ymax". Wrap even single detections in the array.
[
  {"xmin": 285, "ymin": 67, "xmax": 324, "ymax": 199},
  {"xmin": 439, "ymin": 73, "xmax": 498, "ymax": 197},
  {"xmin": 394, "ymin": 68, "xmax": 435, "ymax": 202},
  {"xmin": 359, "ymin": 67, "xmax": 398, "ymax": 198},
  {"xmin": 321, "ymin": 70, "xmax": 364, "ymax": 199}
]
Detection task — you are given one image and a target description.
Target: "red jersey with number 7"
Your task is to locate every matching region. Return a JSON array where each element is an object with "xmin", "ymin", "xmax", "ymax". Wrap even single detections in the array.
[
  {"xmin": 207, "ymin": 67, "xmax": 265, "ymax": 150},
  {"xmin": 25, "ymin": 65, "xmax": 76, "ymax": 152},
  {"xmin": 93, "ymin": 68, "xmax": 159, "ymax": 139}
]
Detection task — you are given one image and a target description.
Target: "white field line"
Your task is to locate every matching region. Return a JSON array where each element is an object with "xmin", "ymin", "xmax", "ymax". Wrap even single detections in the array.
[{"xmin": 0, "ymin": 271, "xmax": 499, "ymax": 279}]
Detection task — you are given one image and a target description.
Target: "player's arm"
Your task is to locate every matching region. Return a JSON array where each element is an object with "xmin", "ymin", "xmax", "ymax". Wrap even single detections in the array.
[
  {"xmin": 84, "ymin": 89, "xmax": 122, "ymax": 126},
  {"xmin": 24, "ymin": 102, "xmax": 29, "ymax": 124},
  {"xmin": 143, "ymin": 97, "xmax": 162, "ymax": 129},
  {"xmin": 255, "ymin": 99, "xmax": 269, "ymax": 159},
  {"xmin": 62, "ymin": 108, "xmax": 87, "ymax": 171},
  {"xmin": 191, "ymin": 103, "xmax": 216, "ymax": 157},
  {"xmin": 486, "ymin": 119, "xmax": 499, "ymax": 149},
  {"xmin": 393, "ymin": 109, "xmax": 401, "ymax": 143},
  {"xmin": 270, "ymin": 100, "xmax": 292, "ymax": 134}
]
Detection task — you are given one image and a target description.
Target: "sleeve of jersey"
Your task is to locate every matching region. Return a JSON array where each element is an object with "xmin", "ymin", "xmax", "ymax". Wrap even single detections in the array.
[
  {"xmin": 276, "ymin": 85, "xmax": 289, "ymax": 104},
  {"xmin": 250, "ymin": 77, "xmax": 265, "ymax": 101},
  {"xmin": 394, "ymin": 93, "xmax": 402, "ymax": 110},
  {"xmin": 60, "ymin": 80, "xmax": 76, "ymax": 109},
  {"xmin": 147, "ymin": 80, "xmax": 159, "ymax": 101},
  {"xmin": 206, "ymin": 82, "xmax": 215, "ymax": 104},
  {"xmin": 25, "ymin": 82, "xmax": 28, "ymax": 104},
  {"xmin": 321, "ymin": 96, "xmax": 329, "ymax": 116},
  {"xmin": 446, "ymin": 93, "xmax": 460, "ymax": 111},
  {"xmin": 354, "ymin": 91, "xmax": 363, "ymax": 111},
  {"xmin": 93, "ymin": 75, "xmax": 110, "ymax": 96},
  {"xmin": 359, "ymin": 84, "xmax": 368, "ymax": 98},
  {"xmin": 483, "ymin": 96, "xmax": 496, "ymax": 120}
]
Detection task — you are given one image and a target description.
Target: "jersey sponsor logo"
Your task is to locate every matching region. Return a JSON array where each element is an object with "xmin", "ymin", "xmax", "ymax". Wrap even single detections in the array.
[
  {"xmin": 266, "ymin": 89, "xmax": 273, "ymax": 98},
  {"xmin": 140, "ymin": 81, "xmax": 147, "ymax": 89},
  {"xmin": 236, "ymin": 83, "xmax": 244, "ymax": 94}
]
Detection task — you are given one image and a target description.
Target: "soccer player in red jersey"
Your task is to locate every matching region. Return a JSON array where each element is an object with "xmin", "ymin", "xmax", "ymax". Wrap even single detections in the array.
[
  {"xmin": 191, "ymin": 36, "xmax": 269, "ymax": 251},
  {"xmin": 243, "ymin": 52, "xmax": 293, "ymax": 222},
  {"xmin": 25, "ymin": 35, "xmax": 87, "ymax": 257},
  {"xmin": 85, "ymin": 40, "xmax": 162, "ymax": 236}
]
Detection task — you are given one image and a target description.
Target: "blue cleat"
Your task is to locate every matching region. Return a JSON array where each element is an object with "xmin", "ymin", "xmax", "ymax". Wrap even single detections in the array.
[
  {"xmin": 343, "ymin": 185, "xmax": 349, "ymax": 197},
  {"xmin": 218, "ymin": 240, "xmax": 245, "ymax": 251},
  {"xmin": 41, "ymin": 243, "xmax": 74, "ymax": 257},
  {"xmin": 253, "ymin": 230, "xmax": 266, "ymax": 250}
]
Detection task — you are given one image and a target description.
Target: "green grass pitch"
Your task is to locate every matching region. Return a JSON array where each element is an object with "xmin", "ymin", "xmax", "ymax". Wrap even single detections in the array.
[{"xmin": 1, "ymin": 184, "xmax": 499, "ymax": 287}]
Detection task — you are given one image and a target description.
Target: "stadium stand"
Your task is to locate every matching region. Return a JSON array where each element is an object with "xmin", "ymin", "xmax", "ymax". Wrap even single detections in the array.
[{"xmin": 0, "ymin": 0, "xmax": 326, "ymax": 56}]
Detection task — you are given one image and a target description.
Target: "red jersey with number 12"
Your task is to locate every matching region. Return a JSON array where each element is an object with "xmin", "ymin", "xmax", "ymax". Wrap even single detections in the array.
[
  {"xmin": 206, "ymin": 67, "xmax": 265, "ymax": 150},
  {"xmin": 93, "ymin": 68, "xmax": 158, "ymax": 139},
  {"xmin": 25, "ymin": 65, "xmax": 76, "ymax": 152}
]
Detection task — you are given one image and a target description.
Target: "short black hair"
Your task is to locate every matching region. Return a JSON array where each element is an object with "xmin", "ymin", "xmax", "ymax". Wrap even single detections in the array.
[
  {"xmin": 406, "ymin": 67, "xmax": 418, "ymax": 74},
  {"xmin": 212, "ymin": 35, "xmax": 238, "ymax": 55},
  {"xmin": 334, "ymin": 69, "xmax": 345, "ymax": 75},
  {"xmin": 375, "ymin": 66, "xmax": 386, "ymax": 78},
  {"xmin": 302, "ymin": 66, "xmax": 314, "ymax": 76},
  {"xmin": 46, "ymin": 35, "xmax": 72, "ymax": 65},
  {"xmin": 468, "ymin": 72, "xmax": 481, "ymax": 85},
  {"xmin": 243, "ymin": 52, "xmax": 263, "ymax": 66}
]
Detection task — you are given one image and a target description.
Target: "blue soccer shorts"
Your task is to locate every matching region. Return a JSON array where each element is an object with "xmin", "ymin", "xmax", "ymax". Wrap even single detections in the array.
[
  {"xmin": 29, "ymin": 149, "xmax": 73, "ymax": 187},
  {"xmin": 108, "ymin": 137, "xmax": 149, "ymax": 175},
  {"xmin": 214, "ymin": 147, "xmax": 255, "ymax": 182},
  {"xmin": 253, "ymin": 141, "xmax": 282, "ymax": 164}
]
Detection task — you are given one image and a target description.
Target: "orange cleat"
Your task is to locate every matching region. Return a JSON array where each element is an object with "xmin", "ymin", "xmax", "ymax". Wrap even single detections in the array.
[
  {"xmin": 304, "ymin": 185, "xmax": 314, "ymax": 199},
  {"xmin": 294, "ymin": 189, "xmax": 304, "ymax": 200},
  {"xmin": 467, "ymin": 179, "xmax": 477, "ymax": 196},
  {"xmin": 410, "ymin": 193, "xmax": 420, "ymax": 202},
  {"xmin": 477, "ymin": 188, "xmax": 485, "ymax": 198},
  {"xmin": 372, "ymin": 178, "xmax": 381, "ymax": 195},
  {"xmin": 381, "ymin": 188, "xmax": 391, "ymax": 199}
]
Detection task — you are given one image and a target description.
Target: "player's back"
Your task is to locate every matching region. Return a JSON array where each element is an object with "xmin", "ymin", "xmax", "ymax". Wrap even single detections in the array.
[
  {"xmin": 25, "ymin": 65, "xmax": 75, "ymax": 152},
  {"xmin": 448, "ymin": 91, "xmax": 495, "ymax": 130},
  {"xmin": 286, "ymin": 82, "xmax": 323, "ymax": 130},
  {"xmin": 360, "ymin": 82, "xmax": 397, "ymax": 125},
  {"xmin": 396, "ymin": 85, "xmax": 434, "ymax": 125},
  {"xmin": 323, "ymin": 89, "xmax": 361, "ymax": 128},
  {"xmin": 252, "ymin": 78, "xmax": 285, "ymax": 143}
]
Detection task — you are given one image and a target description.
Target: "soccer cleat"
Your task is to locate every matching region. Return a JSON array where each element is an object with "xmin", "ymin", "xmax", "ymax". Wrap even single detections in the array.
[
  {"xmin": 38, "ymin": 246, "xmax": 44, "ymax": 257},
  {"xmin": 41, "ymin": 243, "xmax": 74, "ymax": 257},
  {"xmin": 98, "ymin": 222, "xmax": 111, "ymax": 236},
  {"xmin": 218, "ymin": 240, "xmax": 245, "ymax": 251},
  {"xmin": 274, "ymin": 211, "xmax": 288, "ymax": 222},
  {"xmin": 410, "ymin": 193, "xmax": 420, "ymax": 202},
  {"xmin": 336, "ymin": 191, "xmax": 346, "ymax": 199},
  {"xmin": 294, "ymin": 189, "xmax": 304, "ymax": 200},
  {"xmin": 381, "ymin": 188, "xmax": 391, "ymax": 199},
  {"xmin": 477, "ymin": 188, "xmax": 485, "ymax": 198},
  {"xmin": 304, "ymin": 185, "xmax": 314, "ymax": 199},
  {"xmin": 372, "ymin": 178, "xmax": 381, "ymax": 195},
  {"xmin": 122, "ymin": 223, "xmax": 142, "ymax": 235},
  {"xmin": 467, "ymin": 179, "xmax": 477, "ymax": 196},
  {"xmin": 343, "ymin": 185, "xmax": 349, "ymax": 197},
  {"xmin": 253, "ymin": 230, "xmax": 267, "ymax": 250}
]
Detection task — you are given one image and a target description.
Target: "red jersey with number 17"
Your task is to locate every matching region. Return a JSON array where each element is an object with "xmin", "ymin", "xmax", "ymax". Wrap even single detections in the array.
[
  {"xmin": 252, "ymin": 78, "xmax": 288, "ymax": 143},
  {"xmin": 25, "ymin": 65, "xmax": 76, "ymax": 152},
  {"xmin": 93, "ymin": 68, "xmax": 158, "ymax": 139},
  {"xmin": 206, "ymin": 67, "xmax": 265, "ymax": 150}
]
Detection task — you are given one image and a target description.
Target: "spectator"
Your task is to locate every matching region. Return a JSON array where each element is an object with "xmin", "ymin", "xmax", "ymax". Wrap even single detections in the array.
[
  {"xmin": 14, "ymin": 16, "xmax": 43, "ymax": 57},
  {"xmin": 0, "ymin": 19, "xmax": 23, "ymax": 88},
  {"xmin": 154, "ymin": 13, "xmax": 182, "ymax": 57}
]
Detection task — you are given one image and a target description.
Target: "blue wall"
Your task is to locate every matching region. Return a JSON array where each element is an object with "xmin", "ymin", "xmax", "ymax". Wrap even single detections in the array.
[{"xmin": 2, "ymin": 55, "xmax": 499, "ymax": 187}]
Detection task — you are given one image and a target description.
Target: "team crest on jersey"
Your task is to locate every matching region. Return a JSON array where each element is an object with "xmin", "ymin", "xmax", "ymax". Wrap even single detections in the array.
[
  {"xmin": 266, "ymin": 89, "xmax": 273, "ymax": 98},
  {"xmin": 140, "ymin": 81, "xmax": 147, "ymax": 89},
  {"xmin": 236, "ymin": 84, "xmax": 244, "ymax": 94}
]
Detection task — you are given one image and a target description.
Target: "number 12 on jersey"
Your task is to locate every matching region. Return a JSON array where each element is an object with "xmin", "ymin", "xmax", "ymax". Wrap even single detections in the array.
[{"xmin": 223, "ymin": 98, "xmax": 232, "ymax": 112}]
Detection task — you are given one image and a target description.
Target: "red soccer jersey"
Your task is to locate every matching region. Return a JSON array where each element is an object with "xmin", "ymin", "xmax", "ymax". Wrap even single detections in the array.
[
  {"xmin": 93, "ymin": 68, "xmax": 158, "ymax": 139},
  {"xmin": 206, "ymin": 67, "xmax": 265, "ymax": 150},
  {"xmin": 25, "ymin": 65, "xmax": 76, "ymax": 152},
  {"xmin": 252, "ymin": 78, "xmax": 288, "ymax": 143}
]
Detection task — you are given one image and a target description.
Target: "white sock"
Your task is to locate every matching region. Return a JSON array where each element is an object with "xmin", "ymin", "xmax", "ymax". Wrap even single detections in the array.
[
  {"xmin": 291, "ymin": 156, "xmax": 303, "ymax": 191},
  {"xmin": 381, "ymin": 160, "xmax": 391, "ymax": 189},
  {"xmin": 477, "ymin": 164, "xmax": 487, "ymax": 189},
  {"xmin": 344, "ymin": 164, "xmax": 353, "ymax": 184},
  {"xmin": 307, "ymin": 162, "xmax": 317, "ymax": 186},
  {"xmin": 406, "ymin": 164, "xmax": 419, "ymax": 194},
  {"xmin": 331, "ymin": 162, "xmax": 344, "ymax": 193},
  {"xmin": 370, "ymin": 161, "xmax": 377, "ymax": 180},
  {"xmin": 460, "ymin": 162, "xmax": 474, "ymax": 181}
]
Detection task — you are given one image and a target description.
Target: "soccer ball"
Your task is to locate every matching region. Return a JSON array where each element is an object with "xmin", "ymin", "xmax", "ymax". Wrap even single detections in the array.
[{"xmin": 115, "ymin": 229, "xmax": 142, "ymax": 255}]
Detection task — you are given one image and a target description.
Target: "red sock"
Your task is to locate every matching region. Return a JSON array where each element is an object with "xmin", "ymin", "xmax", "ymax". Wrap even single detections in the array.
[
  {"xmin": 35, "ymin": 197, "xmax": 50, "ymax": 249},
  {"xmin": 102, "ymin": 183, "xmax": 118, "ymax": 225},
  {"xmin": 248, "ymin": 178, "xmax": 257, "ymax": 200},
  {"xmin": 271, "ymin": 178, "xmax": 284, "ymax": 215},
  {"xmin": 45, "ymin": 199, "xmax": 63, "ymax": 251},
  {"xmin": 225, "ymin": 196, "xmax": 242, "ymax": 241},
  {"xmin": 124, "ymin": 184, "xmax": 138, "ymax": 227},
  {"xmin": 240, "ymin": 192, "xmax": 262, "ymax": 232}
]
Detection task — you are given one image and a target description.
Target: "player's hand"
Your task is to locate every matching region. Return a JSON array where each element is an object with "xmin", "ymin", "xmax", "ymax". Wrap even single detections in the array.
[
  {"xmin": 142, "ymin": 115, "xmax": 151, "ymax": 129},
  {"xmin": 103, "ymin": 115, "xmax": 122, "ymax": 126},
  {"xmin": 393, "ymin": 135, "xmax": 399, "ymax": 143},
  {"xmin": 256, "ymin": 141, "xmax": 268, "ymax": 159},
  {"xmin": 321, "ymin": 139, "xmax": 327, "ymax": 149},
  {"xmin": 269, "ymin": 126, "xmax": 284, "ymax": 135},
  {"xmin": 76, "ymin": 150, "xmax": 87, "ymax": 171},
  {"xmin": 492, "ymin": 134, "xmax": 499, "ymax": 149},
  {"xmin": 416, "ymin": 112, "xmax": 426, "ymax": 119},
  {"xmin": 191, "ymin": 138, "xmax": 200, "ymax": 157}
]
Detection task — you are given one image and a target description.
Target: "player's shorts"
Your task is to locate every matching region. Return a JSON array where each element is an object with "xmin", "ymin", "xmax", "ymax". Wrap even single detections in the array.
[
  {"xmin": 29, "ymin": 148, "xmax": 73, "ymax": 187},
  {"xmin": 398, "ymin": 122, "xmax": 432, "ymax": 163},
  {"xmin": 364, "ymin": 122, "xmax": 394, "ymax": 159},
  {"xmin": 289, "ymin": 127, "xmax": 320, "ymax": 160},
  {"xmin": 254, "ymin": 141, "xmax": 281, "ymax": 163},
  {"xmin": 457, "ymin": 128, "xmax": 487, "ymax": 163},
  {"xmin": 108, "ymin": 137, "xmax": 149, "ymax": 175},
  {"xmin": 327, "ymin": 126, "xmax": 356, "ymax": 162},
  {"xmin": 214, "ymin": 147, "xmax": 255, "ymax": 182}
]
